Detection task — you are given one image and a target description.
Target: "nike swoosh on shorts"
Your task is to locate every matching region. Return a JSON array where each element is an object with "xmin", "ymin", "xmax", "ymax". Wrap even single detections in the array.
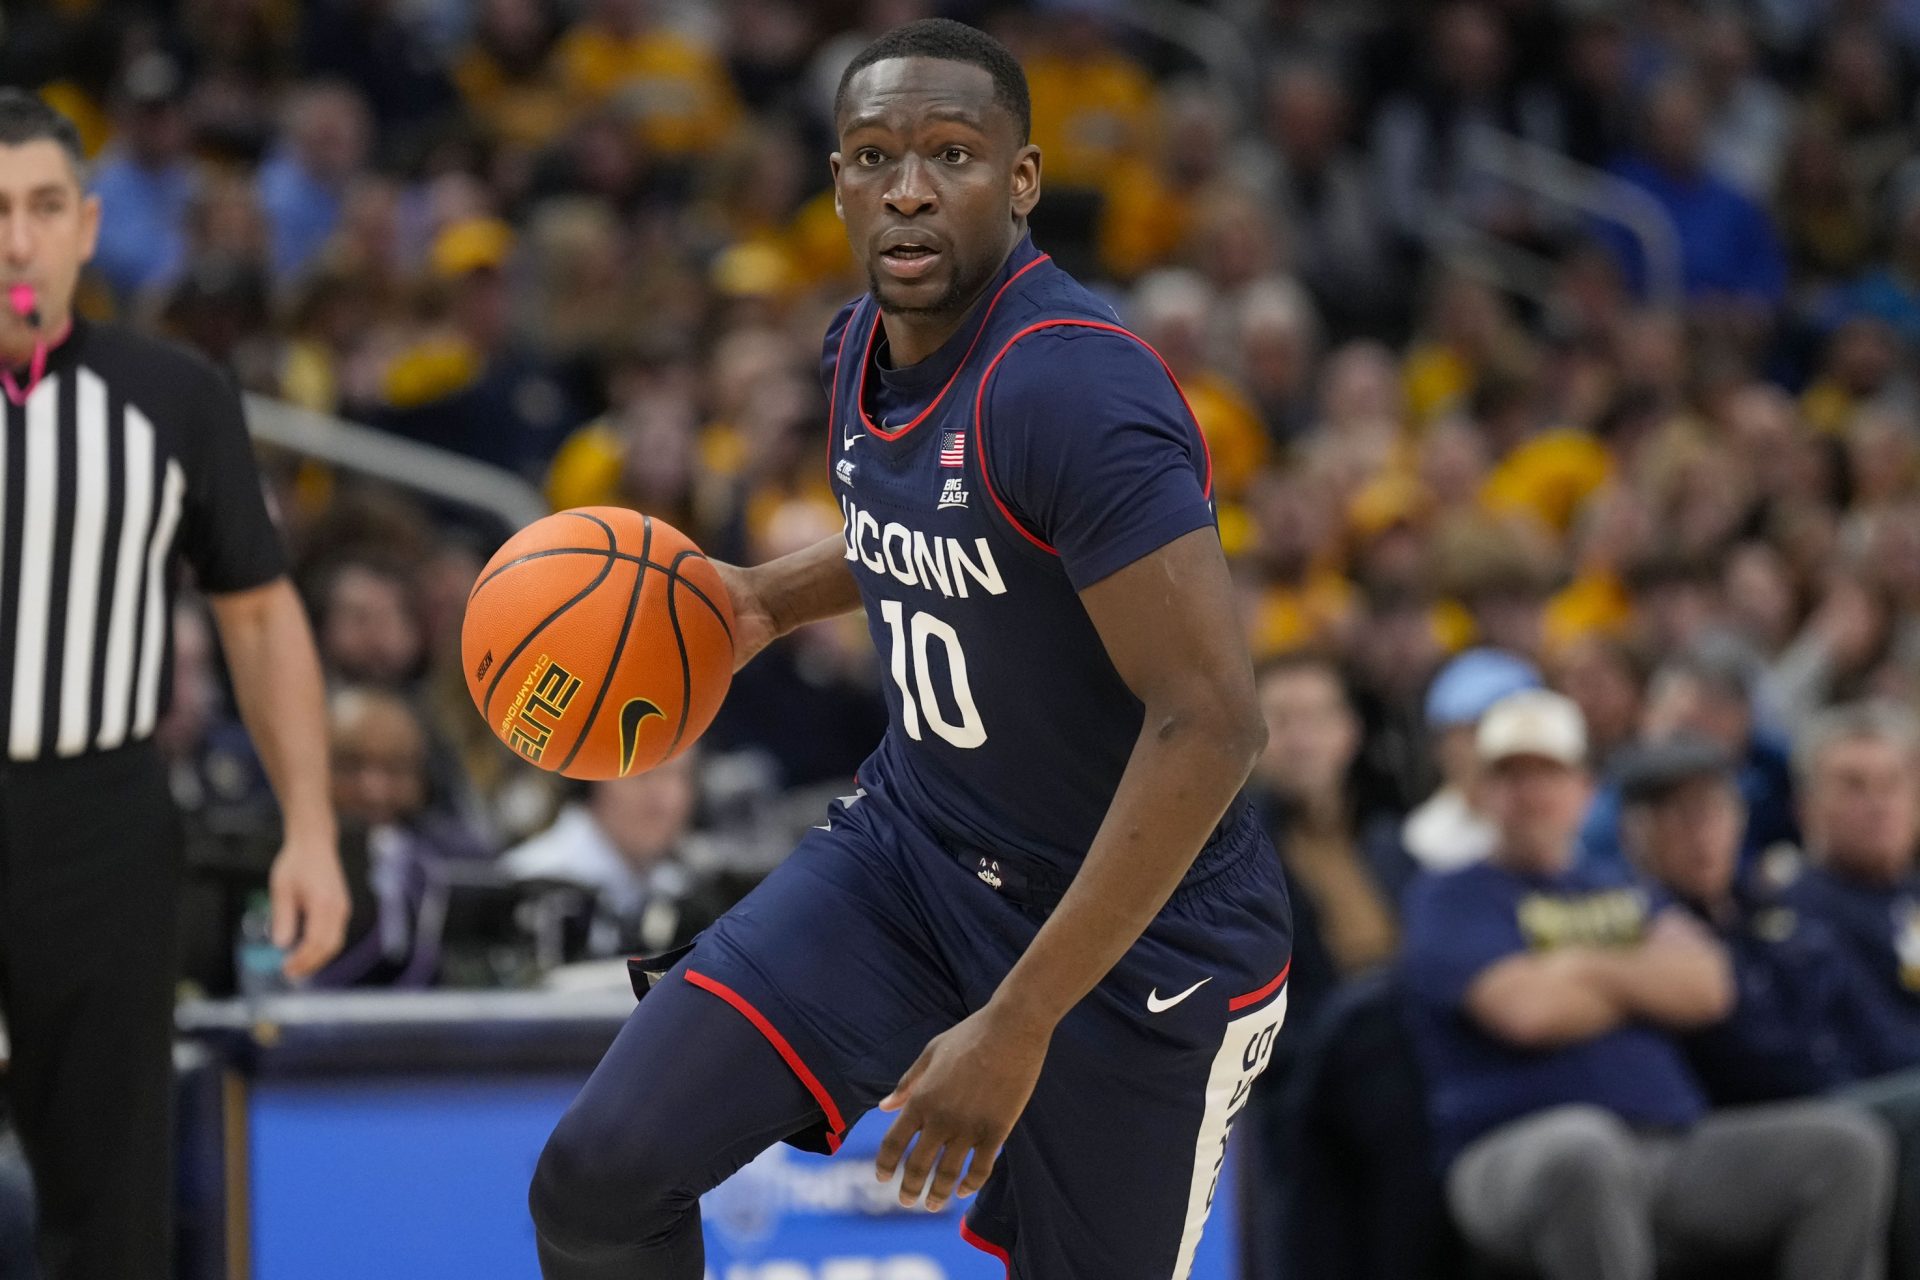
[{"xmin": 1146, "ymin": 977, "xmax": 1212, "ymax": 1013}]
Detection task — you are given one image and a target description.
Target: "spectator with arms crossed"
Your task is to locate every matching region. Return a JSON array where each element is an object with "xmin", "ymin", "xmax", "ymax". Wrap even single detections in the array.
[
  {"xmin": 1621, "ymin": 733, "xmax": 1920, "ymax": 1280},
  {"xmin": 1401, "ymin": 689, "xmax": 1892, "ymax": 1280}
]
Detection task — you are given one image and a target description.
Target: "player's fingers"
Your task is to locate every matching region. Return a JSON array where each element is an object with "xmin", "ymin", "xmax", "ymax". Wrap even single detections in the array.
[
  {"xmin": 923, "ymin": 1138, "xmax": 974, "ymax": 1212},
  {"xmin": 897, "ymin": 1124, "xmax": 945, "ymax": 1206},
  {"xmin": 955, "ymin": 1141, "xmax": 1001, "ymax": 1199},
  {"xmin": 875, "ymin": 1109, "xmax": 921, "ymax": 1182}
]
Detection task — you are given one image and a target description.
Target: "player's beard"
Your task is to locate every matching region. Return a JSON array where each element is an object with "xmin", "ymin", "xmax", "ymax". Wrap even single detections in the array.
[{"xmin": 867, "ymin": 252, "xmax": 989, "ymax": 322}]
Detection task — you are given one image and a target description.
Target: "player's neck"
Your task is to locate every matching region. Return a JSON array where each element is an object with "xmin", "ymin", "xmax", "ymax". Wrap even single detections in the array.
[{"xmin": 878, "ymin": 232, "xmax": 1022, "ymax": 367}]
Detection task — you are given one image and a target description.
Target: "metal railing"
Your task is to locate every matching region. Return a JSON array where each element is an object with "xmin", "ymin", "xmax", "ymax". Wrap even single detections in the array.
[
  {"xmin": 1451, "ymin": 123, "xmax": 1687, "ymax": 311},
  {"xmin": 242, "ymin": 394, "xmax": 549, "ymax": 532},
  {"xmin": 1124, "ymin": 0, "xmax": 1263, "ymax": 107}
]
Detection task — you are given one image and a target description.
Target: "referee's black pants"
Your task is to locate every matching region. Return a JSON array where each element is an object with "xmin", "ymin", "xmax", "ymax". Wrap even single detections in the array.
[{"xmin": 0, "ymin": 742, "xmax": 180, "ymax": 1280}]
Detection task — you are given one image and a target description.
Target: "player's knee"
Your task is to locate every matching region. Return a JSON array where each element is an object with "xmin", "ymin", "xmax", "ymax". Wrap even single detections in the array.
[{"xmin": 529, "ymin": 1109, "xmax": 692, "ymax": 1249}]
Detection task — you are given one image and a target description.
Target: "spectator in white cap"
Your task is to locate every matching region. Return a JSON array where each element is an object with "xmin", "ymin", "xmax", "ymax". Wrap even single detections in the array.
[{"xmin": 1400, "ymin": 688, "xmax": 1894, "ymax": 1280}]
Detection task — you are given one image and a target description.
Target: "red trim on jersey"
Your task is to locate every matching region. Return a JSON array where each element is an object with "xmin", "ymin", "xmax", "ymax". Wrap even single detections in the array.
[
  {"xmin": 959, "ymin": 1218, "xmax": 1013, "ymax": 1277},
  {"xmin": 824, "ymin": 302, "xmax": 860, "ymax": 478},
  {"xmin": 854, "ymin": 254, "xmax": 1051, "ymax": 442},
  {"xmin": 1227, "ymin": 961, "xmax": 1292, "ymax": 1012},
  {"xmin": 684, "ymin": 969, "xmax": 847, "ymax": 1152},
  {"xmin": 972, "ymin": 319, "xmax": 1217, "ymax": 555}
]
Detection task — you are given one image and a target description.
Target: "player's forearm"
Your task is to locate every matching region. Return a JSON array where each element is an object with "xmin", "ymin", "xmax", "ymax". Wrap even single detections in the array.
[
  {"xmin": 210, "ymin": 579, "xmax": 337, "ymax": 847},
  {"xmin": 984, "ymin": 699, "xmax": 1265, "ymax": 1035},
  {"xmin": 746, "ymin": 534, "xmax": 863, "ymax": 638}
]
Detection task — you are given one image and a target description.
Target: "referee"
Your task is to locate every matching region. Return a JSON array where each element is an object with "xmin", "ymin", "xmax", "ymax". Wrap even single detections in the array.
[{"xmin": 0, "ymin": 92, "xmax": 348, "ymax": 1278}]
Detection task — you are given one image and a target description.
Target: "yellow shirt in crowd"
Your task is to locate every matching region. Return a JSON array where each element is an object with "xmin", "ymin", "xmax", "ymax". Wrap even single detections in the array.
[
  {"xmin": 1024, "ymin": 51, "xmax": 1156, "ymax": 192},
  {"xmin": 552, "ymin": 24, "xmax": 743, "ymax": 157},
  {"xmin": 1480, "ymin": 428, "xmax": 1612, "ymax": 535},
  {"xmin": 453, "ymin": 51, "xmax": 575, "ymax": 150}
]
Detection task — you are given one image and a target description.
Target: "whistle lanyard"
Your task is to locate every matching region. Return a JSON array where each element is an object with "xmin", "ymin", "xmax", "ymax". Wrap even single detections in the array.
[{"xmin": 1, "ymin": 340, "xmax": 46, "ymax": 407}]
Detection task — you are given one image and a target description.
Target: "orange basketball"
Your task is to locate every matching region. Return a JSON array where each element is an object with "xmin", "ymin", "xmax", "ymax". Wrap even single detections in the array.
[{"xmin": 461, "ymin": 507, "xmax": 735, "ymax": 780}]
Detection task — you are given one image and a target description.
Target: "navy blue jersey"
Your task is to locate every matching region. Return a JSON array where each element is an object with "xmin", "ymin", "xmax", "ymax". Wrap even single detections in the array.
[{"xmin": 820, "ymin": 234, "xmax": 1245, "ymax": 876}]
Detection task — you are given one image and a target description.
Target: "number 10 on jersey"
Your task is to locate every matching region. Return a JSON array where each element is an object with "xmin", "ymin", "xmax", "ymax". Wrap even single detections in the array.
[{"xmin": 879, "ymin": 601, "xmax": 987, "ymax": 749}]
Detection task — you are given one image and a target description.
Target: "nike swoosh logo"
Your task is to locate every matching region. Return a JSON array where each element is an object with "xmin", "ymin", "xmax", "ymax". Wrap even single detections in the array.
[
  {"xmin": 1146, "ymin": 977, "xmax": 1212, "ymax": 1013},
  {"xmin": 618, "ymin": 697, "xmax": 666, "ymax": 776}
]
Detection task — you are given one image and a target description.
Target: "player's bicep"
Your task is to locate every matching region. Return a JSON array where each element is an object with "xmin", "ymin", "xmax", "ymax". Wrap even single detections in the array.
[
  {"xmin": 1078, "ymin": 526, "xmax": 1255, "ymax": 729},
  {"xmin": 983, "ymin": 330, "xmax": 1214, "ymax": 590}
]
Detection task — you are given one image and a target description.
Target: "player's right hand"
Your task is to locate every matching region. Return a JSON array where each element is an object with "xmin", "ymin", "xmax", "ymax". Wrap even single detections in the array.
[
  {"xmin": 709, "ymin": 560, "xmax": 777, "ymax": 671},
  {"xmin": 874, "ymin": 1004, "xmax": 1050, "ymax": 1212}
]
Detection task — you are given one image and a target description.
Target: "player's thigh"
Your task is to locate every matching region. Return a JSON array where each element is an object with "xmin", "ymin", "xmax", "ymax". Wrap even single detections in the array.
[
  {"xmin": 536, "ymin": 961, "xmax": 824, "ymax": 1218},
  {"xmin": 965, "ymin": 837, "xmax": 1291, "ymax": 1280},
  {"xmin": 683, "ymin": 807, "xmax": 969, "ymax": 1116},
  {"xmin": 968, "ymin": 980, "xmax": 1289, "ymax": 1280}
]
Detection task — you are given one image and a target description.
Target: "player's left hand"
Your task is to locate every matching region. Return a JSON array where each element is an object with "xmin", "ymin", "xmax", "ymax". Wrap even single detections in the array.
[
  {"xmin": 875, "ymin": 1003, "xmax": 1051, "ymax": 1212},
  {"xmin": 268, "ymin": 836, "xmax": 350, "ymax": 979}
]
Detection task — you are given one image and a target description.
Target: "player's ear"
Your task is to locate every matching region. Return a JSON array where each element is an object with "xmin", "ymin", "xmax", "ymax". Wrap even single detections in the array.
[
  {"xmin": 1010, "ymin": 145, "xmax": 1041, "ymax": 220},
  {"xmin": 829, "ymin": 152, "xmax": 845, "ymax": 220}
]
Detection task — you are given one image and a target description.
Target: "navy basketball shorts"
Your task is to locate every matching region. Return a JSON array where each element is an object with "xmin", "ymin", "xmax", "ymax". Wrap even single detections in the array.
[{"xmin": 665, "ymin": 784, "xmax": 1294, "ymax": 1279}]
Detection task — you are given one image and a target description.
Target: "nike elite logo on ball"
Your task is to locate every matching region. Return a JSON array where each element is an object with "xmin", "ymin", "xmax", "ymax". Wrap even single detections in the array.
[{"xmin": 1147, "ymin": 977, "xmax": 1212, "ymax": 1013}]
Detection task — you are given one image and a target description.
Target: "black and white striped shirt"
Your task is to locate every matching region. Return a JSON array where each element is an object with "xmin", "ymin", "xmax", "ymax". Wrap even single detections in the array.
[{"xmin": 0, "ymin": 320, "xmax": 286, "ymax": 762}]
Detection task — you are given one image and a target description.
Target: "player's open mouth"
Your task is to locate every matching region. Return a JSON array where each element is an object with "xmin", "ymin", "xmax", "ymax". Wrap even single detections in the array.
[{"xmin": 879, "ymin": 244, "xmax": 941, "ymax": 280}]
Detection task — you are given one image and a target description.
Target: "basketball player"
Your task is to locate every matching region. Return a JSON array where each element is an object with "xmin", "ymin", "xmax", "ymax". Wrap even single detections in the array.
[{"xmin": 530, "ymin": 21, "xmax": 1292, "ymax": 1279}]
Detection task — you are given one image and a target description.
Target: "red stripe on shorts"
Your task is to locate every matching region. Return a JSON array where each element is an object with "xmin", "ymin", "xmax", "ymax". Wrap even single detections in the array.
[
  {"xmin": 1227, "ymin": 961, "xmax": 1292, "ymax": 1012},
  {"xmin": 683, "ymin": 968, "xmax": 847, "ymax": 1152}
]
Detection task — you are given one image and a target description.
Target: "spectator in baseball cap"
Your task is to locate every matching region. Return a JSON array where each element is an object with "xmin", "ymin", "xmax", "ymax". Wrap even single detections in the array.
[
  {"xmin": 1400, "ymin": 648, "xmax": 1542, "ymax": 871},
  {"xmin": 1624, "ymin": 730, "xmax": 1920, "ymax": 1280}
]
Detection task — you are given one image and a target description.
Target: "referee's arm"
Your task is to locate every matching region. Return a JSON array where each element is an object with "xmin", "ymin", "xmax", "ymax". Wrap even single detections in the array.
[
  {"xmin": 186, "ymin": 367, "xmax": 348, "ymax": 978},
  {"xmin": 210, "ymin": 580, "xmax": 348, "ymax": 977}
]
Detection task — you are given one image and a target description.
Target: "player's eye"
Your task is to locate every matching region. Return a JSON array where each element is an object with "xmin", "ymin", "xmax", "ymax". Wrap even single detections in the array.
[
  {"xmin": 939, "ymin": 147, "xmax": 970, "ymax": 164},
  {"xmin": 855, "ymin": 148, "xmax": 885, "ymax": 167}
]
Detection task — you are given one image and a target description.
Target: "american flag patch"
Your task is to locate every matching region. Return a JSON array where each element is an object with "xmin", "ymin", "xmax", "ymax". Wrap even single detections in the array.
[{"xmin": 938, "ymin": 430, "xmax": 966, "ymax": 468}]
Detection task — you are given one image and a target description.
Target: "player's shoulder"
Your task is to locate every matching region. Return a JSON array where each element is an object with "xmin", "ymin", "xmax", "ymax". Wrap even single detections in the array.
[
  {"xmin": 821, "ymin": 295, "xmax": 869, "ymax": 360},
  {"xmin": 818, "ymin": 294, "xmax": 871, "ymax": 390},
  {"xmin": 984, "ymin": 291, "xmax": 1167, "ymax": 393}
]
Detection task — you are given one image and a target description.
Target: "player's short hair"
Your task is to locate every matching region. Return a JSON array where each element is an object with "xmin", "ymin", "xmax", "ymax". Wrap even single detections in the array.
[
  {"xmin": 834, "ymin": 18, "xmax": 1032, "ymax": 144},
  {"xmin": 0, "ymin": 90, "xmax": 86, "ymax": 183}
]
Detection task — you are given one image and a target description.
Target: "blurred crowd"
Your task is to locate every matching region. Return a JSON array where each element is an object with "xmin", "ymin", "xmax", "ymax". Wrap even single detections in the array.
[{"xmin": 15, "ymin": 0, "xmax": 1920, "ymax": 1273}]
